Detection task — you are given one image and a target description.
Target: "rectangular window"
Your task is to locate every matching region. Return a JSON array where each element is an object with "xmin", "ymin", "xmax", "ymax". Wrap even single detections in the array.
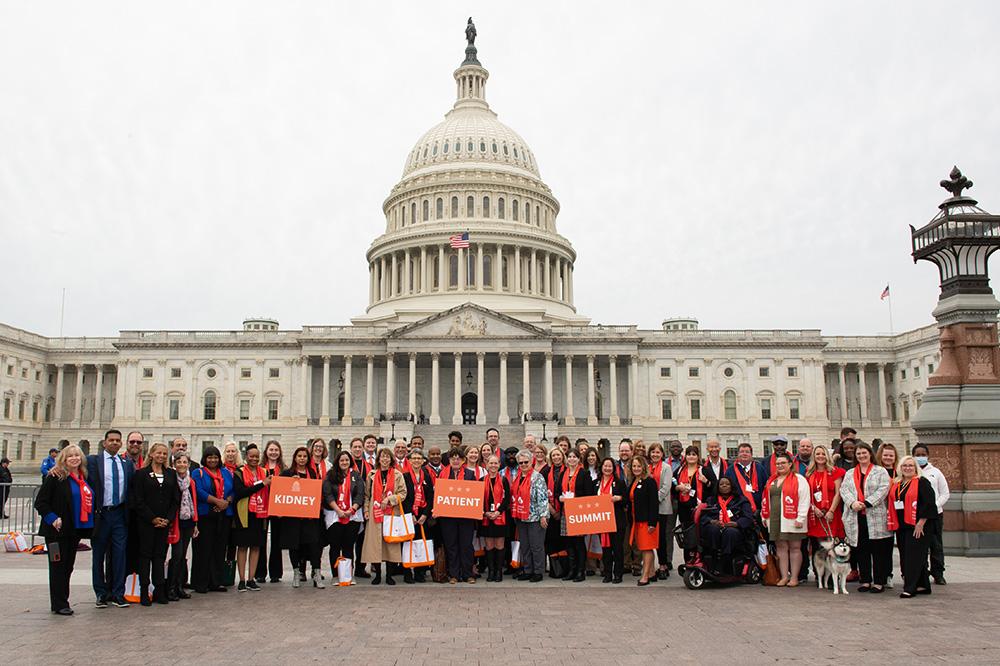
[
  {"xmin": 267, "ymin": 399, "xmax": 279, "ymax": 421},
  {"xmin": 140, "ymin": 399, "xmax": 152, "ymax": 420},
  {"xmin": 690, "ymin": 399, "xmax": 701, "ymax": 420},
  {"xmin": 726, "ymin": 444, "xmax": 739, "ymax": 459},
  {"xmin": 32, "ymin": 402, "xmax": 39, "ymax": 421},
  {"xmin": 21, "ymin": 367, "xmax": 27, "ymax": 378},
  {"xmin": 914, "ymin": 366, "xmax": 921, "ymax": 377},
  {"xmin": 18, "ymin": 401, "xmax": 26, "ymax": 420},
  {"xmin": 170, "ymin": 367, "xmax": 181, "ymax": 379},
  {"xmin": 789, "ymin": 398, "xmax": 800, "ymax": 420},
  {"xmin": 142, "ymin": 367, "xmax": 153, "ymax": 378},
  {"xmin": 900, "ymin": 369, "xmax": 907, "ymax": 380},
  {"xmin": 168, "ymin": 399, "xmax": 180, "ymax": 421},
  {"xmin": 762, "ymin": 440, "xmax": 773, "ymax": 456},
  {"xmin": 35, "ymin": 370, "xmax": 41, "ymax": 381},
  {"xmin": 660, "ymin": 367, "xmax": 671, "ymax": 378},
  {"xmin": 45, "ymin": 403, "xmax": 52, "ymax": 422},
  {"xmin": 787, "ymin": 366, "xmax": 798, "ymax": 377},
  {"xmin": 239, "ymin": 399, "xmax": 251, "ymax": 421},
  {"xmin": 16, "ymin": 440, "xmax": 23, "ymax": 460},
  {"xmin": 48, "ymin": 373, "xmax": 54, "ymax": 384},
  {"xmin": 661, "ymin": 399, "xmax": 672, "ymax": 420},
  {"xmin": 3, "ymin": 398, "xmax": 10, "ymax": 418},
  {"xmin": 241, "ymin": 367, "xmax": 252, "ymax": 379},
  {"xmin": 759, "ymin": 366, "xmax": 770, "ymax": 377},
  {"xmin": 761, "ymin": 399, "xmax": 772, "ymax": 420},
  {"xmin": 6, "ymin": 365, "xmax": 13, "ymax": 376},
  {"xmin": 269, "ymin": 367, "xmax": 280, "ymax": 379},
  {"xmin": 928, "ymin": 363, "xmax": 935, "ymax": 374},
  {"xmin": 902, "ymin": 399, "xmax": 910, "ymax": 421},
  {"xmin": 688, "ymin": 367, "xmax": 699, "ymax": 378}
]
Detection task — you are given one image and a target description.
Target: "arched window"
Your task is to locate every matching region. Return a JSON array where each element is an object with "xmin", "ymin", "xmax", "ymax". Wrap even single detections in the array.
[
  {"xmin": 483, "ymin": 255, "xmax": 493, "ymax": 287},
  {"xmin": 443, "ymin": 142, "xmax": 449, "ymax": 154},
  {"xmin": 451, "ymin": 196, "xmax": 458, "ymax": 218},
  {"xmin": 421, "ymin": 200, "xmax": 428, "ymax": 222},
  {"xmin": 480, "ymin": 140, "xmax": 486, "ymax": 152},
  {"xmin": 467, "ymin": 140, "xmax": 474, "ymax": 152},
  {"xmin": 455, "ymin": 140, "xmax": 460, "ymax": 153},
  {"xmin": 467, "ymin": 196, "xmax": 474, "ymax": 217},
  {"xmin": 436, "ymin": 198, "xmax": 443, "ymax": 219},
  {"xmin": 512, "ymin": 199, "xmax": 519, "ymax": 221},
  {"xmin": 501, "ymin": 257, "xmax": 509, "ymax": 288},
  {"xmin": 724, "ymin": 390, "xmax": 737, "ymax": 420},
  {"xmin": 449, "ymin": 254, "xmax": 458, "ymax": 288},
  {"xmin": 432, "ymin": 143, "xmax": 438, "ymax": 156},
  {"xmin": 503, "ymin": 143, "xmax": 509, "ymax": 156},
  {"xmin": 204, "ymin": 391, "xmax": 217, "ymax": 421},
  {"xmin": 432, "ymin": 256, "xmax": 440, "ymax": 289},
  {"xmin": 491, "ymin": 141, "xmax": 498, "ymax": 154},
  {"xmin": 411, "ymin": 203, "xmax": 416, "ymax": 225},
  {"xmin": 498, "ymin": 197, "xmax": 505, "ymax": 219},
  {"xmin": 468, "ymin": 255, "xmax": 476, "ymax": 285},
  {"xmin": 422, "ymin": 146, "xmax": 428, "ymax": 158},
  {"xmin": 525, "ymin": 203, "xmax": 531, "ymax": 224},
  {"xmin": 401, "ymin": 205, "xmax": 406, "ymax": 227},
  {"xmin": 483, "ymin": 196, "xmax": 490, "ymax": 218},
  {"xmin": 513, "ymin": 147, "xmax": 519, "ymax": 158},
  {"xmin": 535, "ymin": 206, "xmax": 540, "ymax": 226}
]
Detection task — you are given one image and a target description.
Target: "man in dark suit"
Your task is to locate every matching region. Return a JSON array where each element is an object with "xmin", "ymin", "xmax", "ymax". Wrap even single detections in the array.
[
  {"xmin": 87, "ymin": 429, "xmax": 134, "ymax": 608},
  {"xmin": 701, "ymin": 439, "xmax": 729, "ymax": 502},
  {"xmin": 724, "ymin": 443, "xmax": 765, "ymax": 518}
]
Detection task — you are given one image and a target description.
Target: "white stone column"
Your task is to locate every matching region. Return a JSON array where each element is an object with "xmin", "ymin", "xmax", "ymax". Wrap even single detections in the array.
[
  {"xmin": 73, "ymin": 364, "xmax": 85, "ymax": 424},
  {"xmin": 522, "ymin": 353, "xmax": 532, "ymax": 421},
  {"xmin": 530, "ymin": 249, "xmax": 538, "ymax": 294},
  {"xmin": 858, "ymin": 362, "xmax": 870, "ymax": 426},
  {"xmin": 321, "ymin": 355, "xmax": 331, "ymax": 422},
  {"xmin": 476, "ymin": 352, "xmax": 486, "ymax": 424},
  {"xmin": 877, "ymin": 362, "xmax": 889, "ymax": 426},
  {"xmin": 430, "ymin": 352, "xmax": 441, "ymax": 425},
  {"xmin": 54, "ymin": 364, "xmax": 65, "ymax": 423},
  {"xmin": 587, "ymin": 355, "xmax": 597, "ymax": 425},
  {"xmin": 543, "ymin": 352, "xmax": 553, "ymax": 414},
  {"xmin": 452, "ymin": 353, "xmax": 462, "ymax": 425},
  {"xmin": 495, "ymin": 244, "xmax": 502, "ymax": 290},
  {"xmin": 567, "ymin": 264, "xmax": 574, "ymax": 304},
  {"xmin": 498, "ymin": 352, "xmax": 509, "ymax": 425},
  {"xmin": 385, "ymin": 353, "xmax": 396, "ymax": 415},
  {"xmin": 772, "ymin": 358, "xmax": 783, "ymax": 419},
  {"xmin": 370, "ymin": 262, "xmax": 376, "ymax": 303},
  {"xmin": 514, "ymin": 247, "xmax": 521, "ymax": 293},
  {"xmin": 564, "ymin": 355, "xmax": 574, "ymax": 422},
  {"xmin": 609, "ymin": 355, "xmax": 620, "ymax": 425},
  {"xmin": 390, "ymin": 253, "xmax": 399, "ymax": 298},
  {"xmin": 629, "ymin": 355, "xmax": 639, "ymax": 420},
  {"xmin": 420, "ymin": 247, "xmax": 428, "ymax": 294},
  {"xmin": 364, "ymin": 355, "xmax": 375, "ymax": 426},
  {"xmin": 408, "ymin": 353, "xmax": 417, "ymax": 420},
  {"xmin": 381, "ymin": 256, "xmax": 389, "ymax": 299},
  {"xmin": 476, "ymin": 244, "xmax": 484, "ymax": 291},
  {"xmin": 838, "ymin": 363, "xmax": 848, "ymax": 422},
  {"xmin": 298, "ymin": 357, "xmax": 308, "ymax": 418},
  {"xmin": 92, "ymin": 364, "xmax": 105, "ymax": 425},
  {"xmin": 256, "ymin": 359, "xmax": 266, "ymax": 421},
  {"xmin": 342, "ymin": 355, "xmax": 353, "ymax": 425},
  {"xmin": 438, "ymin": 245, "xmax": 446, "ymax": 292},
  {"xmin": 402, "ymin": 249, "xmax": 410, "ymax": 294},
  {"xmin": 543, "ymin": 252, "xmax": 551, "ymax": 297}
]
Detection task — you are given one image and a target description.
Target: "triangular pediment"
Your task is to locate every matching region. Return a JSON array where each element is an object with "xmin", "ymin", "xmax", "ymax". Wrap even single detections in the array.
[{"xmin": 387, "ymin": 303, "xmax": 549, "ymax": 339}]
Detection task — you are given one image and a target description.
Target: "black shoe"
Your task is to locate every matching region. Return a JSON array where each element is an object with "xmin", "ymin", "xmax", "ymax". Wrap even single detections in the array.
[
  {"xmin": 95, "ymin": 598, "xmax": 109, "ymax": 609},
  {"xmin": 355, "ymin": 570, "xmax": 371, "ymax": 579},
  {"xmin": 111, "ymin": 598, "xmax": 130, "ymax": 608},
  {"xmin": 155, "ymin": 596, "xmax": 169, "ymax": 605},
  {"xmin": 298, "ymin": 571, "xmax": 307, "ymax": 582},
  {"xmin": 403, "ymin": 570, "xmax": 414, "ymax": 584},
  {"xmin": 194, "ymin": 588, "xmax": 208, "ymax": 594},
  {"xmin": 53, "ymin": 608, "xmax": 74, "ymax": 616},
  {"xmin": 530, "ymin": 574, "xmax": 543, "ymax": 582},
  {"xmin": 612, "ymin": 577, "xmax": 623, "ymax": 584},
  {"xmin": 900, "ymin": 592, "xmax": 915, "ymax": 599},
  {"xmin": 917, "ymin": 587, "xmax": 932, "ymax": 595},
  {"xmin": 371, "ymin": 574, "xmax": 382, "ymax": 585},
  {"xmin": 209, "ymin": 586, "xmax": 228, "ymax": 593},
  {"xmin": 177, "ymin": 590, "xmax": 191, "ymax": 599},
  {"xmin": 656, "ymin": 569, "xmax": 667, "ymax": 580},
  {"xmin": 385, "ymin": 576, "xmax": 396, "ymax": 586},
  {"xmin": 637, "ymin": 579, "xmax": 651, "ymax": 587},
  {"xmin": 869, "ymin": 586, "xmax": 885, "ymax": 594},
  {"xmin": 269, "ymin": 578, "xmax": 282, "ymax": 584},
  {"xmin": 247, "ymin": 580, "xmax": 261, "ymax": 591},
  {"xmin": 167, "ymin": 591, "xmax": 180, "ymax": 602},
  {"xmin": 572, "ymin": 574, "xmax": 586, "ymax": 582},
  {"xmin": 255, "ymin": 577, "xmax": 267, "ymax": 584},
  {"xmin": 140, "ymin": 598, "xmax": 152, "ymax": 607},
  {"xmin": 237, "ymin": 581, "xmax": 247, "ymax": 593},
  {"xmin": 586, "ymin": 570, "xmax": 596, "ymax": 577},
  {"xmin": 933, "ymin": 575, "xmax": 947, "ymax": 585},
  {"xmin": 602, "ymin": 575, "xmax": 612, "ymax": 583}
]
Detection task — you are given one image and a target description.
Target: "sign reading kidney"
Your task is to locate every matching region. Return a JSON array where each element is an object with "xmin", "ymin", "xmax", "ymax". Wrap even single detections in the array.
[
  {"xmin": 564, "ymin": 494, "xmax": 616, "ymax": 536},
  {"xmin": 267, "ymin": 476, "xmax": 323, "ymax": 518},
  {"xmin": 432, "ymin": 478, "xmax": 485, "ymax": 520}
]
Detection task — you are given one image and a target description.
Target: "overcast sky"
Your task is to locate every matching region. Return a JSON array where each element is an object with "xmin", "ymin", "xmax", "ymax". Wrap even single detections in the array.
[{"xmin": 2, "ymin": 1, "xmax": 999, "ymax": 338}]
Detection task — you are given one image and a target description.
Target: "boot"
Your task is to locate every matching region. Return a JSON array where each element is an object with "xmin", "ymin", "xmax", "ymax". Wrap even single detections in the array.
[
  {"xmin": 312, "ymin": 569, "xmax": 325, "ymax": 589},
  {"xmin": 292, "ymin": 567, "xmax": 302, "ymax": 588},
  {"xmin": 563, "ymin": 552, "xmax": 576, "ymax": 580},
  {"xmin": 371, "ymin": 564, "xmax": 382, "ymax": 585},
  {"xmin": 485, "ymin": 550, "xmax": 495, "ymax": 582},
  {"xmin": 493, "ymin": 551, "xmax": 503, "ymax": 582},
  {"xmin": 403, "ymin": 568, "xmax": 414, "ymax": 584}
]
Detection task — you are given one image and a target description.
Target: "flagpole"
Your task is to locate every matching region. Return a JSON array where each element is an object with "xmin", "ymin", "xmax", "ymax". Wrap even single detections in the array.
[{"xmin": 887, "ymin": 288, "xmax": 895, "ymax": 335}]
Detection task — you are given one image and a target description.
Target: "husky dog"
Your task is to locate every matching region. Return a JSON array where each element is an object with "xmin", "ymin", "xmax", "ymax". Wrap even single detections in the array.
[{"xmin": 814, "ymin": 539, "xmax": 852, "ymax": 594}]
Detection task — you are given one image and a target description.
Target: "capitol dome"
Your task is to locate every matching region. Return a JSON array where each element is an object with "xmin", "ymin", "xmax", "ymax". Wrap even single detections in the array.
[{"xmin": 355, "ymin": 27, "xmax": 587, "ymax": 327}]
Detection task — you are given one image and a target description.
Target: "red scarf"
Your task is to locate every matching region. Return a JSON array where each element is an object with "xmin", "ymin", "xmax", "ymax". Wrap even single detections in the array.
[
  {"xmin": 372, "ymin": 468, "xmax": 395, "ymax": 523},
  {"xmin": 204, "ymin": 466, "xmax": 225, "ymax": 499},
  {"xmin": 129, "ymin": 454, "xmax": 144, "ymax": 469},
  {"xmin": 887, "ymin": 478, "xmax": 920, "ymax": 530},
  {"xmin": 336, "ymin": 472, "xmax": 353, "ymax": 524},
  {"xmin": 352, "ymin": 456, "xmax": 372, "ymax": 478},
  {"xmin": 853, "ymin": 465, "xmax": 871, "ymax": 515},
  {"xmin": 678, "ymin": 465, "xmax": 703, "ymax": 504},
  {"xmin": 561, "ymin": 466, "xmax": 581, "ymax": 500},
  {"xmin": 650, "ymin": 460, "xmax": 664, "ymax": 487},
  {"xmin": 484, "ymin": 474, "xmax": 506, "ymax": 526},
  {"xmin": 808, "ymin": 469, "xmax": 834, "ymax": 510},
  {"xmin": 718, "ymin": 494, "xmax": 733, "ymax": 523},
  {"xmin": 310, "ymin": 458, "xmax": 327, "ymax": 478},
  {"xmin": 241, "ymin": 465, "xmax": 268, "ymax": 518},
  {"xmin": 439, "ymin": 465, "xmax": 466, "ymax": 480},
  {"xmin": 408, "ymin": 469, "xmax": 426, "ymax": 516},
  {"xmin": 224, "ymin": 463, "xmax": 238, "ymax": 475},
  {"xmin": 597, "ymin": 476, "xmax": 615, "ymax": 547},
  {"xmin": 767, "ymin": 454, "xmax": 778, "ymax": 477},
  {"xmin": 734, "ymin": 463, "xmax": 759, "ymax": 512},
  {"xmin": 762, "ymin": 473, "xmax": 800, "ymax": 520},
  {"xmin": 70, "ymin": 471, "xmax": 92, "ymax": 524},
  {"xmin": 396, "ymin": 457, "xmax": 413, "ymax": 475},
  {"xmin": 546, "ymin": 465, "xmax": 563, "ymax": 500},
  {"xmin": 512, "ymin": 470, "xmax": 532, "ymax": 521}
]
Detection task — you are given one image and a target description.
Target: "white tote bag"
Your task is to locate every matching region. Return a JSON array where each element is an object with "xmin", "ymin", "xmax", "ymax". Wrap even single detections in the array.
[
  {"xmin": 335, "ymin": 557, "xmax": 353, "ymax": 586},
  {"xmin": 402, "ymin": 526, "xmax": 435, "ymax": 568},
  {"xmin": 381, "ymin": 505, "xmax": 415, "ymax": 543}
]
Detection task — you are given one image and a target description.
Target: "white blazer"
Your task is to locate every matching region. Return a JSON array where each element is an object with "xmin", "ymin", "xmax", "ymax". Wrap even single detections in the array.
[{"xmin": 765, "ymin": 473, "xmax": 811, "ymax": 534}]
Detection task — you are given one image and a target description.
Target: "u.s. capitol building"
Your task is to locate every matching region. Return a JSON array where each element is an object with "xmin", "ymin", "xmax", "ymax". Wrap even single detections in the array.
[{"xmin": 0, "ymin": 32, "xmax": 940, "ymax": 468}]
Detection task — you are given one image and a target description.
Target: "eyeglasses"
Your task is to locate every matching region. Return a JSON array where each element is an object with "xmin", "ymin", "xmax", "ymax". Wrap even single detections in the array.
[{"xmin": 128, "ymin": 440, "xmax": 143, "ymax": 445}]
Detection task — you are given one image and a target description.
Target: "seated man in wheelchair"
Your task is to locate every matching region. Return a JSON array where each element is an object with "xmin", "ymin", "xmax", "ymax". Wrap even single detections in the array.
[{"xmin": 697, "ymin": 477, "xmax": 757, "ymax": 575}]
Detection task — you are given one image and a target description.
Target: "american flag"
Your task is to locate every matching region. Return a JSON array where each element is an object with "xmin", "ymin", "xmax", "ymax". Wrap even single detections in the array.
[
  {"xmin": 880, "ymin": 284, "xmax": 890, "ymax": 300},
  {"xmin": 449, "ymin": 232, "xmax": 470, "ymax": 249}
]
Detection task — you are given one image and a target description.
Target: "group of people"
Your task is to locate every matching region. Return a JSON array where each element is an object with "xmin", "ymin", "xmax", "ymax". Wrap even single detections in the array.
[{"xmin": 33, "ymin": 425, "xmax": 950, "ymax": 615}]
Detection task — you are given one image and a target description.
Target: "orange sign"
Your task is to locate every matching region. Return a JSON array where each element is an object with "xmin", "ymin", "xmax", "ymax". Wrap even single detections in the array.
[
  {"xmin": 267, "ymin": 476, "xmax": 323, "ymax": 518},
  {"xmin": 432, "ymin": 479, "xmax": 485, "ymax": 520},
  {"xmin": 564, "ymin": 494, "xmax": 616, "ymax": 536}
]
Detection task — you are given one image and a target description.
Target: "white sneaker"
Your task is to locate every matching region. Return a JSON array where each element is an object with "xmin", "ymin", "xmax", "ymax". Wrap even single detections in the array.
[
  {"xmin": 886, "ymin": 575, "xmax": 894, "ymax": 589},
  {"xmin": 292, "ymin": 572, "xmax": 301, "ymax": 588},
  {"xmin": 312, "ymin": 570, "xmax": 325, "ymax": 589}
]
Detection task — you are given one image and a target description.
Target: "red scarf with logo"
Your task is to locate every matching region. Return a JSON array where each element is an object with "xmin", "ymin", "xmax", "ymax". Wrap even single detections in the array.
[
  {"xmin": 887, "ymin": 478, "xmax": 920, "ymax": 530},
  {"xmin": 484, "ymin": 474, "xmax": 506, "ymax": 526},
  {"xmin": 808, "ymin": 469, "xmax": 834, "ymax": 510},
  {"xmin": 562, "ymin": 466, "xmax": 581, "ymax": 501},
  {"xmin": 372, "ymin": 468, "xmax": 396, "ymax": 523},
  {"xmin": 408, "ymin": 469, "xmax": 426, "ymax": 516},
  {"xmin": 242, "ymin": 465, "xmax": 268, "ymax": 518},
  {"xmin": 310, "ymin": 458, "xmax": 327, "ymax": 478},
  {"xmin": 718, "ymin": 494, "xmax": 733, "ymax": 523},
  {"xmin": 70, "ymin": 471, "xmax": 92, "ymax": 524},
  {"xmin": 597, "ymin": 475, "xmax": 615, "ymax": 547},
  {"xmin": 762, "ymin": 473, "xmax": 800, "ymax": 520},
  {"xmin": 546, "ymin": 465, "xmax": 563, "ymax": 500},
  {"xmin": 678, "ymin": 465, "xmax": 703, "ymax": 504},
  {"xmin": 512, "ymin": 470, "xmax": 532, "ymax": 521},
  {"xmin": 337, "ymin": 472, "xmax": 353, "ymax": 524}
]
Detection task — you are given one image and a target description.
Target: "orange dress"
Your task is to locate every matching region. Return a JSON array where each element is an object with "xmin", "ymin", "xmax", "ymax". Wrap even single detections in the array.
[{"xmin": 629, "ymin": 479, "xmax": 660, "ymax": 550}]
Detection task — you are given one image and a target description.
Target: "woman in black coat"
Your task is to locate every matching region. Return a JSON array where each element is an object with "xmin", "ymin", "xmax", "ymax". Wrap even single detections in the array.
[
  {"xmin": 894, "ymin": 456, "xmax": 940, "ymax": 598},
  {"xmin": 281, "ymin": 447, "xmax": 325, "ymax": 588},
  {"xmin": 322, "ymin": 451, "xmax": 364, "ymax": 582},
  {"xmin": 596, "ymin": 457, "xmax": 628, "ymax": 584},
  {"xmin": 541, "ymin": 447, "xmax": 567, "ymax": 577},
  {"xmin": 557, "ymin": 448, "xmax": 595, "ymax": 582},
  {"xmin": 130, "ymin": 442, "xmax": 180, "ymax": 605},
  {"xmin": 628, "ymin": 456, "xmax": 660, "ymax": 586},
  {"xmin": 35, "ymin": 444, "xmax": 94, "ymax": 615}
]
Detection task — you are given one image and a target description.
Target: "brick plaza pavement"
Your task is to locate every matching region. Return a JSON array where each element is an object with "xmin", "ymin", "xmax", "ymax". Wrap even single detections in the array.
[{"xmin": 2, "ymin": 549, "xmax": 1000, "ymax": 665}]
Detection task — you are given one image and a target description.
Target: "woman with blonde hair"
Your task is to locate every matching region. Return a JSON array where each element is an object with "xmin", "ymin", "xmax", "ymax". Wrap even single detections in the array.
[
  {"xmin": 876, "ymin": 442, "xmax": 899, "ymax": 480},
  {"xmin": 131, "ymin": 442, "xmax": 179, "ymax": 605},
  {"xmin": 35, "ymin": 444, "xmax": 93, "ymax": 615},
  {"xmin": 628, "ymin": 455, "xmax": 659, "ymax": 586},
  {"xmin": 889, "ymin": 455, "xmax": 938, "ymax": 598},
  {"xmin": 221, "ymin": 441, "xmax": 243, "ymax": 475},
  {"xmin": 533, "ymin": 443, "xmax": 549, "ymax": 473}
]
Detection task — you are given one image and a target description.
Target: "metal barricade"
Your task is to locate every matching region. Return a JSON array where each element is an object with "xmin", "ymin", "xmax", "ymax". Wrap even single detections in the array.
[{"xmin": 0, "ymin": 483, "xmax": 40, "ymax": 548}]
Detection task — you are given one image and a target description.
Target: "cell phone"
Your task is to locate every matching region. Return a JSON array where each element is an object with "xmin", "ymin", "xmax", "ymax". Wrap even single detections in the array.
[{"xmin": 49, "ymin": 541, "xmax": 61, "ymax": 563}]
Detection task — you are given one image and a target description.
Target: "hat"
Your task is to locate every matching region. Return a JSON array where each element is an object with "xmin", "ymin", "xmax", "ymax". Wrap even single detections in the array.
[
  {"xmin": 0, "ymin": 457, "xmax": 10, "ymax": 464},
  {"xmin": 49, "ymin": 447, "xmax": 59, "ymax": 454},
  {"xmin": 771, "ymin": 436, "xmax": 788, "ymax": 445},
  {"xmin": 504, "ymin": 446, "xmax": 520, "ymax": 455}
]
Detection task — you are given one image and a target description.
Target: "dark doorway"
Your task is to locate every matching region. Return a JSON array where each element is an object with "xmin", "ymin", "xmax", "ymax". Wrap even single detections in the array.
[
  {"xmin": 337, "ymin": 392, "xmax": 345, "ymax": 420},
  {"xmin": 461, "ymin": 392, "xmax": 478, "ymax": 425}
]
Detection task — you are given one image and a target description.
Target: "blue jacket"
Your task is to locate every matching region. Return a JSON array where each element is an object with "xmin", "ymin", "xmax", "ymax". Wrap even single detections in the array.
[
  {"xmin": 40, "ymin": 456, "xmax": 57, "ymax": 480},
  {"xmin": 192, "ymin": 466, "xmax": 234, "ymax": 516},
  {"xmin": 86, "ymin": 451, "xmax": 135, "ymax": 509}
]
